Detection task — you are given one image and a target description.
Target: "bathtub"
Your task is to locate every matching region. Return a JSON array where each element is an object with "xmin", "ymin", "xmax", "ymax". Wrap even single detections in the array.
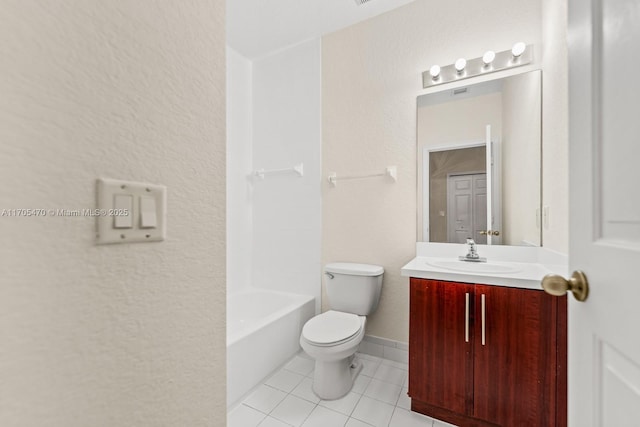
[{"xmin": 227, "ymin": 289, "xmax": 315, "ymax": 407}]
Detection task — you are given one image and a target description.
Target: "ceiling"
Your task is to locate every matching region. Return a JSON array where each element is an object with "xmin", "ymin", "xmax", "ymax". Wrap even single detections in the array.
[{"xmin": 227, "ymin": 0, "xmax": 416, "ymax": 59}]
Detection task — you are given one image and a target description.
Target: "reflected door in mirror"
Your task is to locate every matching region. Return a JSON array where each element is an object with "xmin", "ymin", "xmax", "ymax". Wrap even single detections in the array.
[{"xmin": 447, "ymin": 173, "xmax": 487, "ymax": 244}]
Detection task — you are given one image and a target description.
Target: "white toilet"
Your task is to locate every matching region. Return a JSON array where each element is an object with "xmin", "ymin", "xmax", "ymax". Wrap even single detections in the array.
[{"xmin": 300, "ymin": 262, "xmax": 383, "ymax": 400}]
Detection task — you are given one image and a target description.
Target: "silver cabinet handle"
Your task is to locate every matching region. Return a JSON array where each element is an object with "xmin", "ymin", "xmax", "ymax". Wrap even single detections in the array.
[
  {"xmin": 465, "ymin": 292, "xmax": 470, "ymax": 343},
  {"xmin": 481, "ymin": 294, "xmax": 486, "ymax": 346}
]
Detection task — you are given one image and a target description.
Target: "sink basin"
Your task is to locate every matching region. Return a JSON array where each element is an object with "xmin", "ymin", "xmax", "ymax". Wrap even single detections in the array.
[{"xmin": 425, "ymin": 259, "xmax": 521, "ymax": 274}]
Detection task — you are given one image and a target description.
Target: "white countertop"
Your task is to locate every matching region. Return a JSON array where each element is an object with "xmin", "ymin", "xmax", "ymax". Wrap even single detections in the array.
[{"xmin": 401, "ymin": 243, "xmax": 569, "ymax": 290}]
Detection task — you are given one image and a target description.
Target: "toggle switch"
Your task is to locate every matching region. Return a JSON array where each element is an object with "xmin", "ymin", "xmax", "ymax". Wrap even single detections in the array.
[
  {"xmin": 96, "ymin": 178, "xmax": 166, "ymax": 244},
  {"xmin": 113, "ymin": 195, "xmax": 133, "ymax": 229},
  {"xmin": 140, "ymin": 196, "xmax": 157, "ymax": 229}
]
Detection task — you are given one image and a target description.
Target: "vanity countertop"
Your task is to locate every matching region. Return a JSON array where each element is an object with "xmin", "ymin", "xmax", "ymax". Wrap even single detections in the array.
[{"xmin": 401, "ymin": 243, "xmax": 569, "ymax": 290}]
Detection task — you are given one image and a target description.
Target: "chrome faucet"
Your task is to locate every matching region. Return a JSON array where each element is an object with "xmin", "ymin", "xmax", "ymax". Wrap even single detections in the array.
[{"xmin": 459, "ymin": 238, "xmax": 487, "ymax": 262}]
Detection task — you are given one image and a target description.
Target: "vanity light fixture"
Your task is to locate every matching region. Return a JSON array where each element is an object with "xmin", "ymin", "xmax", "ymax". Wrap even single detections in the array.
[
  {"xmin": 482, "ymin": 50, "xmax": 496, "ymax": 66},
  {"xmin": 455, "ymin": 58, "xmax": 467, "ymax": 73},
  {"xmin": 429, "ymin": 65, "xmax": 441, "ymax": 80},
  {"xmin": 422, "ymin": 43, "xmax": 533, "ymax": 88},
  {"xmin": 511, "ymin": 42, "xmax": 527, "ymax": 58}
]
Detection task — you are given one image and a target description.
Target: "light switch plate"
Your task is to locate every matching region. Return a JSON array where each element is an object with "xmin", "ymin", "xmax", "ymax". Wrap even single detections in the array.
[{"xmin": 96, "ymin": 178, "xmax": 166, "ymax": 244}]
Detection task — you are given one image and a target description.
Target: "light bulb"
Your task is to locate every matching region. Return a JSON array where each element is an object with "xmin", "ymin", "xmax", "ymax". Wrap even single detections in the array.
[
  {"xmin": 482, "ymin": 50, "xmax": 495, "ymax": 66},
  {"xmin": 429, "ymin": 65, "xmax": 441, "ymax": 79},
  {"xmin": 455, "ymin": 58, "xmax": 467, "ymax": 72},
  {"xmin": 511, "ymin": 42, "xmax": 526, "ymax": 57}
]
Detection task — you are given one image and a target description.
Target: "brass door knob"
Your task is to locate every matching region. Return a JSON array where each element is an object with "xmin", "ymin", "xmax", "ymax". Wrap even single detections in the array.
[
  {"xmin": 490, "ymin": 230, "xmax": 500, "ymax": 236},
  {"xmin": 479, "ymin": 230, "xmax": 500, "ymax": 236},
  {"xmin": 480, "ymin": 230, "xmax": 488, "ymax": 236},
  {"xmin": 541, "ymin": 271, "xmax": 589, "ymax": 302}
]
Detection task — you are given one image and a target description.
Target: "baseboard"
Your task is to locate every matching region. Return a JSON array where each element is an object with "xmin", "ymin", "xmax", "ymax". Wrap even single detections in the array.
[{"xmin": 358, "ymin": 335, "xmax": 408, "ymax": 364}]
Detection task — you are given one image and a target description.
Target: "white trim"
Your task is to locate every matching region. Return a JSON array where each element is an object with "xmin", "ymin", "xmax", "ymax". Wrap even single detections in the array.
[
  {"xmin": 426, "ymin": 140, "xmax": 486, "ymax": 153},
  {"xmin": 362, "ymin": 334, "xmax": 407, "ymax": 349},
  {"xmin": 491, "ymin": 139, "xmax": 503, "ymax": 245},
  {"xmin": 359, "ymin": 335, "xmax": 409, "ymax": 364},
  {"xmin": 486, "ymin": 126, "xmax": 493, "ymax": 245}
]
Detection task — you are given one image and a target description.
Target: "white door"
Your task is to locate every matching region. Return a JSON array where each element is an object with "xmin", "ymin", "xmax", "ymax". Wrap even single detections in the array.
[
  {"xmin": 485, "ymin": 125, "xmax": 493, "ymax": 245},
  {"xmin": 567, "ymin": 0, "xmax": 640, "ymax": 425},
  {"xmin": 447, "ymin": 173, "xmax": 487, "ymax": 244},
  {"xmin": 472, "ymin": 175, "xmax": 487, "ymax": 245},
  {"xmin": 447, "ymin": 174, "xmax": 473, "ymax": 244},
  {"xmin": 484, "ymin": 126, "xmax": 502, "ymax": 245}
]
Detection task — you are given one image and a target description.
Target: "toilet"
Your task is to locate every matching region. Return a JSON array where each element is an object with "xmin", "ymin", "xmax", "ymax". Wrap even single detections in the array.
[{"xmin": 300, "ymin": 262, "xmax": 383, "ymax": 400}]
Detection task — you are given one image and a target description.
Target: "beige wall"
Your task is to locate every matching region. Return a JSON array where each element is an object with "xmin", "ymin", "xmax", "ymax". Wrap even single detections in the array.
[
  {"xmin": 417, "ymin": 93, "xmax": 503, "ymax": 149},
  {"xmin": 0, "ymin": 1, "xmax": 226, "ymax": 426},
  {"xmin": 502, "ymin": 74, "xmax": 542, "ymax": 246},
  {"xmin": 322, "ymin": 0, "xmax": 569, "ymax": 342}
]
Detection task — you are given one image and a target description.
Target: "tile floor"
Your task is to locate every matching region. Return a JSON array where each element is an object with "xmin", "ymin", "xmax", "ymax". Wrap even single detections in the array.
[{"xmin": 228, "ymin": 352, "xmax": 457, "ymax": 427}]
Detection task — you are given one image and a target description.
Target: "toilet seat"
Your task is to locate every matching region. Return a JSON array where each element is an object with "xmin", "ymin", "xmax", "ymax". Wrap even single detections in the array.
[{"xmin": 302, "ymin": 310, "xmax": 363, "ymax": 347}]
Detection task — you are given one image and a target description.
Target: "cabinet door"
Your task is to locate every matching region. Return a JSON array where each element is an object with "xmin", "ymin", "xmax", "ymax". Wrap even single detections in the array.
[
  {"xmin": 409, "ymin": 279, "xmax": 475, "ymax": 415},
  {"xmin": 473, "ymin": 285, "xmax": 558, "ymax": 426}
]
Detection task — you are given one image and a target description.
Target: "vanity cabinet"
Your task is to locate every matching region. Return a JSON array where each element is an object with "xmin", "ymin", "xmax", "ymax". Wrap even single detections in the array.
[{"xmin": 409, "ymin": 278, "xmax": 567, "ymax": 427}]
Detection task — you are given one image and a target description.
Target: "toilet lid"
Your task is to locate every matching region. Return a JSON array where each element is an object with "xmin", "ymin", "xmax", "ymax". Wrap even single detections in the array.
[{"xmin": 302, "ymin": 310, "xmax": 362, "ymax": 345}]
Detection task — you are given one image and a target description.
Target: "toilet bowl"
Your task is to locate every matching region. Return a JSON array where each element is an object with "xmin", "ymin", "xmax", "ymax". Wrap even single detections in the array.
[
  {"xmin": 300, "ymin": 263, "xmax": 383, "ymax": 400},
  {"xmin": 300, "ymin": 310, "xmax": 366, "ymax": 399}
]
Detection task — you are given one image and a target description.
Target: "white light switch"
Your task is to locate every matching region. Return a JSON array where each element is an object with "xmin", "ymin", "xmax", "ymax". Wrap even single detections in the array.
[
  {"xmin": 96, "ymin": 178, "xmax": 166, "ymax": 244},
  {"xmin": 140, "ymin": 196, "xmax": 157, "ymax": 229},
  {"xmin": 113, "ymin": 195, "xmax": 133, "ymax": 229}
]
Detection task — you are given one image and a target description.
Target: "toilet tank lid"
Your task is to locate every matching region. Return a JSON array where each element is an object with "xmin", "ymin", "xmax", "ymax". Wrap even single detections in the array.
[{"xmin": 325, "ymin": 263, "xmax": 384, "ymax": 276}]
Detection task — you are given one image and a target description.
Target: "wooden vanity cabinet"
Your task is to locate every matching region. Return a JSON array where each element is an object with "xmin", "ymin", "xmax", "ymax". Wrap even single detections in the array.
[
  {"xmin": 409, "ymin": 279, "xmax": 475, "ymax": 415},
  {"xmin": 409, "ymin": 278, "xmax": 567, "ymax": 427}
]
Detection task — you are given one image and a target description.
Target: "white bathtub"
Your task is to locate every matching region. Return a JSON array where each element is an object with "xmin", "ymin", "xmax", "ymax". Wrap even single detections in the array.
[{"xmin": 227, "ymin": 289, "xmax": 315, "ymax": 407}]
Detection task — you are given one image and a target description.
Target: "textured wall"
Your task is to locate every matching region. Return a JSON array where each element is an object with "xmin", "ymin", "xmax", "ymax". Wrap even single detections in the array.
[
  {"xmin": 0, "ymin": 1, "xmax": 226, "ymax": 426},
  {"xmin": 322, "ymin": 0, "xmax": 545, "ymax": 342},
  {"xmin": 252, "ymin": 40, "xmax": 322, "ymax": 312}
]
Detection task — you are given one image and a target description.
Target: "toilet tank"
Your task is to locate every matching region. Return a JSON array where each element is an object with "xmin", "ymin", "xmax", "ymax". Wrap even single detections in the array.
[{"xmin": 324, "ymin": 263, "xmax": 384, "ymax": 315}]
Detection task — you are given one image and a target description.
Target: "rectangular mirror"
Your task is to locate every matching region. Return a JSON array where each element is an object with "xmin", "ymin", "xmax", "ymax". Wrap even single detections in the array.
[{"xmin": 417, "ymin": 70, "xmax": 542, "ymax": 246}]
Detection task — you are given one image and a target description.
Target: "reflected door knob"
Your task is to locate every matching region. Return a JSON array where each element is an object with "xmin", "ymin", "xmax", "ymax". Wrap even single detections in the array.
[
  {"xmin": 479, "ymin": 230, "xmax": 500, "ymax": 236},
  {"xmin": 541, "ymin": 271, "xmax": 589, "ymax": 302}
]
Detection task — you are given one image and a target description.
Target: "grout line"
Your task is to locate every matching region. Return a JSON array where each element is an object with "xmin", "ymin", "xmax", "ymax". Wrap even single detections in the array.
[
  {"xmin": 242, "ymin": 402, "xmax": 270, "ymax": 417},
  {"xmin": 234, "ymin": 351, "xmax": 432, "ymax": 427},
  {"xmin": 348, "ymin": 388, "xmax": 365, "ymax": 418},
  {"xmin": 388, "ymin": 405, "xmax": 398, "ymax": 427},
  {"xmin": 298, "ymin": 401, "xmax": 319, "ymax": 427}
]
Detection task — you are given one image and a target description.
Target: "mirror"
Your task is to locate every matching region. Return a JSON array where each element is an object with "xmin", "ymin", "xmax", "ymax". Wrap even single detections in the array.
[{"xmin": 417, "ymin": 70, "xmax": 541, "ymax": 246}]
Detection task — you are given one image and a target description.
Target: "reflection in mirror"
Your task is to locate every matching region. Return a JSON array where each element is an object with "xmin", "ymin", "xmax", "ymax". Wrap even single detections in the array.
[
  {"xmin": 429, "ymin": 146, "xmax": 488, "ymax": 244},
  {"xmin": 417, "ymin": 70, "xmax": 541, "ymax": 246}
]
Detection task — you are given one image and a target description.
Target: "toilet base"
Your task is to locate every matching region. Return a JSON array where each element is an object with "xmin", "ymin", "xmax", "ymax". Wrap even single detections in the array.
[{"xmin": 312, "ymin": 355, "xmax": 363, "ymax": 400}]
